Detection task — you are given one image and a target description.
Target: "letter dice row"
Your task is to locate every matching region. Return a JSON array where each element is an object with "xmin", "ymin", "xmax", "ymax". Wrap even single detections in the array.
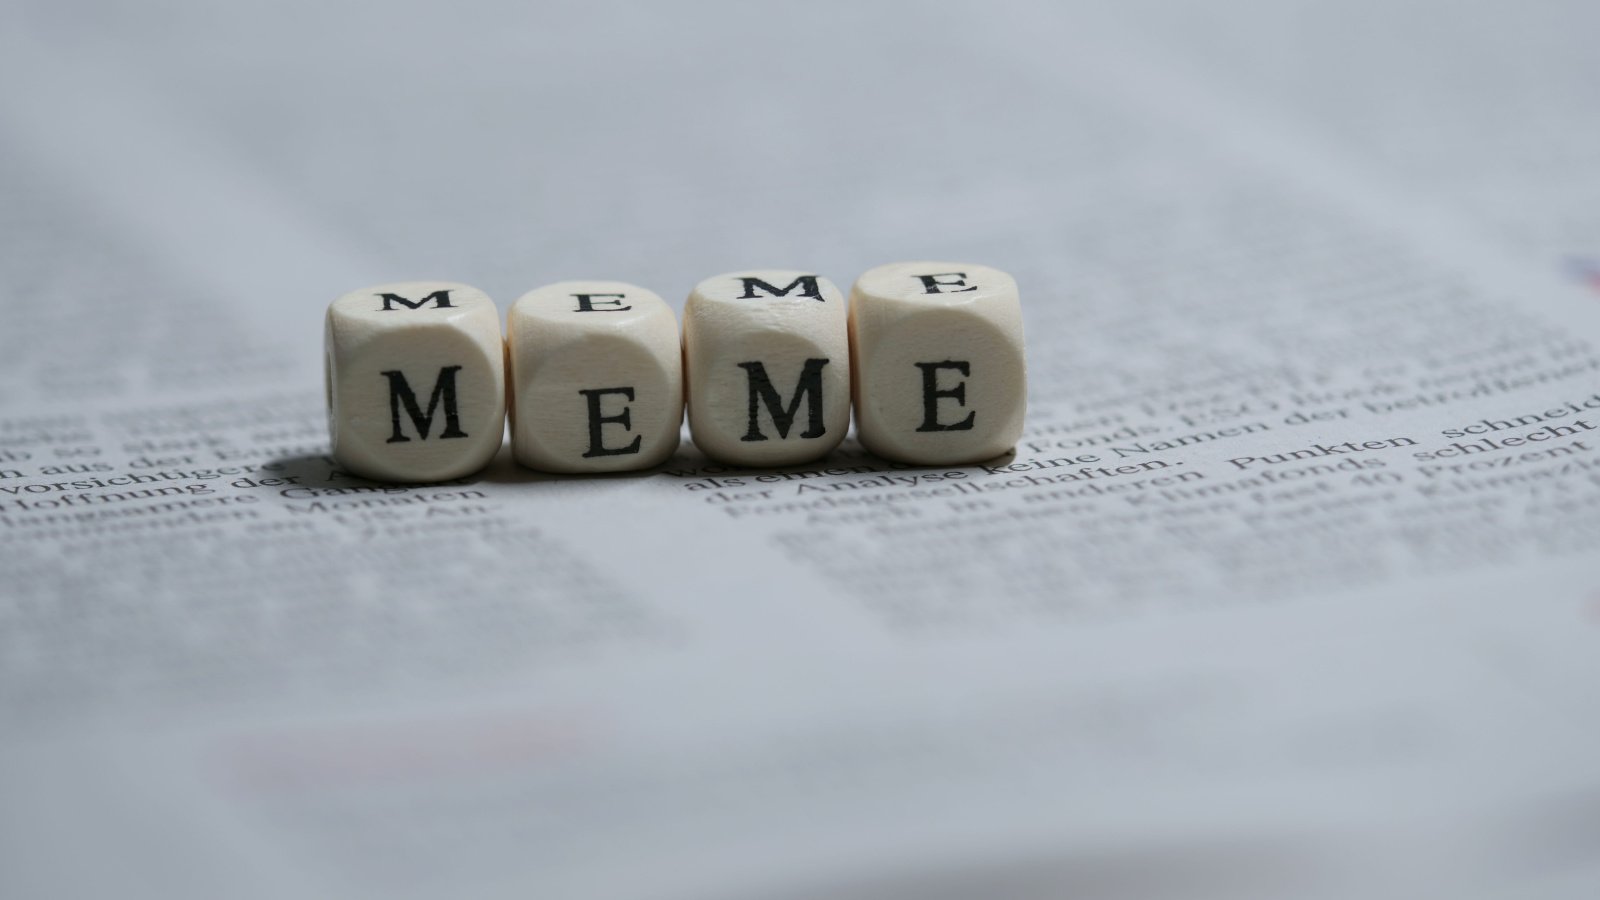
[{"xmin": 324, "ymin": 264, "xmax": 1026, "ymax": 482}]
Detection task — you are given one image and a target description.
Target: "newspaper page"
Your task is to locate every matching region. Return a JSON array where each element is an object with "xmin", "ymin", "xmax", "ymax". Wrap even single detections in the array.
[{"xmin": 2, "ymin": 2, "xmax": 1598, "ymax": 898}]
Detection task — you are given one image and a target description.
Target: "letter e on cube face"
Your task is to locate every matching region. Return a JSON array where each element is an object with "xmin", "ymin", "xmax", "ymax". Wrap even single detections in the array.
[
  {"xmin": 848, "ymin": 262, "xmax": 1026, "ymax": 465},
  {"xmin": 507, "ymin": 281, "xmax": 683, "ymax": 473},
  {"xmin": 325, "ymin": 281, "xmax": 505, "ymax": 482},
  {"xmin": 683, "ymin": 270, "xmax": 850, "ymax": 466}
]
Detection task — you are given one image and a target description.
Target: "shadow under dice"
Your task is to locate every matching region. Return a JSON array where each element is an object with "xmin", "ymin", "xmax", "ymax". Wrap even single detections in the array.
[{"xmin": 325, "ymin": 281, "xmax": 506, "ymax": 482}]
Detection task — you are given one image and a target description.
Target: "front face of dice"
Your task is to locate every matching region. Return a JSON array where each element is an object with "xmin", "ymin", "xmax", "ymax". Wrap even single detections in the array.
[
  {"xmin": 325, "ymin": 282, "xmax": 506, "ymax": 482},
  {"xmin": 849, "ymin": 262, "xmax": 1026, "ymax": 465},
  {"xmin": 683, "ymin": 270, "xmax": 850, "ymax": 466},
  {"xmin": 507, "ymin": 281, "xmax": 683, "ymax": 473}
]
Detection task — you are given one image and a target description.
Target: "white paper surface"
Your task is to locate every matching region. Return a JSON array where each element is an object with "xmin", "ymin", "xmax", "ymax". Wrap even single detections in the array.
[{"xmin": 2, "ymin": 2, "xmax": 1599, "ymax": 898}]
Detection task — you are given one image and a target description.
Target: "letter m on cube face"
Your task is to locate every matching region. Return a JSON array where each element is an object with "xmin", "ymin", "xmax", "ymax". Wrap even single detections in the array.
[
  {"xmin": 377, "ymin": 289, "xmax": 454, "ymax": 311},
  {"xmin": 737, "ymin": 276, "xmax": 823, "ymax": 301},
  {"xmin": 738, "ymin": 359, "xmax": 829, "ymax": 441},
  {"xmin": 383, "ymin": 367, "xmax": 469, "ymax": 443}
]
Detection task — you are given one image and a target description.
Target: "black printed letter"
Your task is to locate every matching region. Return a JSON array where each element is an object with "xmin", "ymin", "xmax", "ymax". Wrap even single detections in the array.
[
  {"xmin": 914, "ymin": 273, "xmax": 977, "ymax": 295},
  {"xmin": 383, "ymin": 366, "xmax": 469, "ymax": 442},
  {"xmin": 377, "ymin": 289, "xmax": 454, "ymax": 311},
  {"xmin": 737, "ymin": 275, "xmax": 823, "ymax": 301},
  {"xmin": 914, "ymin": 361, "xmax": 975, "ymax": 432},
  {"xmin": 579, "ymin": 387, "xmax": 643, "ymax": 457},
  {"xmin": 738, "ymin": 359, "xmax": 829, "ymax": 441},
  {"xmin": 572, "ymin": 293, "xmax": 632, "ymax": 312}
]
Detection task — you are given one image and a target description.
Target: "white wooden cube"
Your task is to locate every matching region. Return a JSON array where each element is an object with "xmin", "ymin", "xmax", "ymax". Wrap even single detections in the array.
[
  {"xmin": 848, "ymin": 262, "xmax": 1026, "ymax": 465},
  {"xmin": 507, "ymin": 281, "xmax": 683, "ymax": 473},
  {"xmin": 683, "ymin": 270, "xmax": 850, "ymax": 466},
  {"xmin": 325, "ymin": 281, "xmax": 506, "ymax": 482}
]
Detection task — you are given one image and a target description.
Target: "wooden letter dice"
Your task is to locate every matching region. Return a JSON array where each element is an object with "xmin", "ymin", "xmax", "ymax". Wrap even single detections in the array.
[
  {"xmin": 325, "ymin": 281, "xmax": 506, "ymax": 482},
  {"xmin": 683, "ymin": 270, "xmax": 850, "ymax": 466},
  {"xmin": 849, "ymin": 262, "xmax": 1026, "ymax": 464},
  {"xmin": 507, "ymin": 281, "xmax": 683, "ymax": 473}
]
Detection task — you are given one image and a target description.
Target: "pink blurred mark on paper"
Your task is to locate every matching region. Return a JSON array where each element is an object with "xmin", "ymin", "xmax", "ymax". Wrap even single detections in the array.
[{"xmin": 1564, "ymin": 257, "xmax": 1600, "ymax": 294}]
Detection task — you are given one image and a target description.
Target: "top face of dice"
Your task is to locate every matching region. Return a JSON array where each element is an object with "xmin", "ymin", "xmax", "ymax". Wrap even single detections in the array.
[
  {"xmin": 848, "ymin": 262, "xmax": 1026, "ymax": 465},
  {"xmin": 325, "ymin": 281, "xmax": 506, "ymax": 482},
  {"xmin": 506, "ymin": 280, "xmax": 683, "ymax": 474},
  {"xmin": 683, "ymin": 270, "xmax": 850, "ymax": 466}
]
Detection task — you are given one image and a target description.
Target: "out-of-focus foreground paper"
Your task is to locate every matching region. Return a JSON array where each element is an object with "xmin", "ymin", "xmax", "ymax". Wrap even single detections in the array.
[{"xmin": 2, "ymin": 2, "xmax": 1598, "ymax": 898}]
